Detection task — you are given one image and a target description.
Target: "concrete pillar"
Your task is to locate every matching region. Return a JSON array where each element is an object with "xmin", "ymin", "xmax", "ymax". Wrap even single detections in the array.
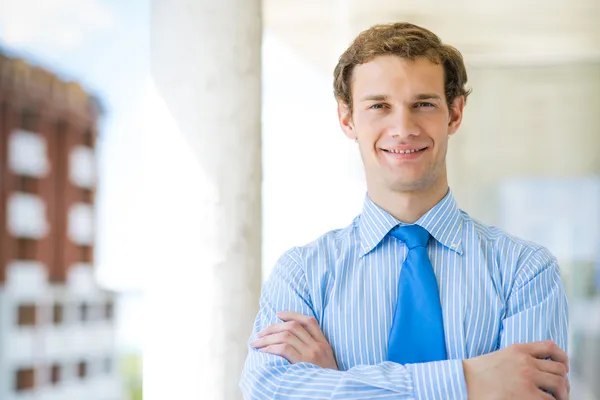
[{"xmin": 147, "ymin": 1, "xmax": 262, "ymax": 399}]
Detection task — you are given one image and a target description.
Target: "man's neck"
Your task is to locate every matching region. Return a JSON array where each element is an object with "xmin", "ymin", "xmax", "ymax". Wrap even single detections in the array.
[{"xmin": 367, "ymin": 184, "xmax": 450, "ymax": 224}]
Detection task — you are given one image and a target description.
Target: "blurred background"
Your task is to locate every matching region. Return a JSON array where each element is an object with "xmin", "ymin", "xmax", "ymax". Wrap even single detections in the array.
[{"xmin": 0, "ymin": 0, "xmax": 598, "ymax": 399}]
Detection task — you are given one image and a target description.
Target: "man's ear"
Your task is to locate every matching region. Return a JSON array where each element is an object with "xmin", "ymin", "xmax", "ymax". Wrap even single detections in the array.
[
  {"xmin": 338, "ymin": 102, "xmax": 356, "ymax": 140},
  {"xmin": 447, "ymin": 96, "xmax": 465, "ymax": 137}
]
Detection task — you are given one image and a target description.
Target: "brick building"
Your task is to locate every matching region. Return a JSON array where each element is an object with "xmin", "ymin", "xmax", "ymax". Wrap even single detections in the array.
[{"xmin": 0, "ymin": 52, "xmax": 123, "ymax": 400}]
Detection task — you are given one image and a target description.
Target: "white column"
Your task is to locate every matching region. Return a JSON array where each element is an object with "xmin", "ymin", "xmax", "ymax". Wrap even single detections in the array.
[{"xmin": 148, "ymin": 1, "xmax": 262, "ymax": 399}]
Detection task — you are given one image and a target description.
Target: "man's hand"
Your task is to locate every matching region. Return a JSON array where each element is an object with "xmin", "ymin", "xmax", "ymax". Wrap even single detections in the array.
[
  {"xmin": 463, "ymin": 340, "xmax": 570, "ymax": 400},
  {"xmin": 252, "ymin": 312, "xmax": 339, "ymax": 370}
]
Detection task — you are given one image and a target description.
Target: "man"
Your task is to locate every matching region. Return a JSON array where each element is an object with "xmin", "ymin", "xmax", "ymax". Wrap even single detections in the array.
[{"xmin": 240, "ymin": 22, "xmax": 569, "ymax": 399}]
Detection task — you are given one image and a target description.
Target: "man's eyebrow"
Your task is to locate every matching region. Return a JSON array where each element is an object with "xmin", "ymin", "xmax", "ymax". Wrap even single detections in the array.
[
  {"xmin": 359, "ymin": 94, "xmax": 389, "ymax": 102},
  {"xmin": 414, "ymin": 93, "xmax": 442, "ymax": 101},
  {"xmin": 359, "ymin": 93, "xmax": 443, "ymax": 102}
]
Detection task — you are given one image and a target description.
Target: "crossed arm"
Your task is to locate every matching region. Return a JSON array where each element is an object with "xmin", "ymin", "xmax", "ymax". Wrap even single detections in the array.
[{"xmin": 239, "ymin": 250, "xmax": 570, "ymax": 400}]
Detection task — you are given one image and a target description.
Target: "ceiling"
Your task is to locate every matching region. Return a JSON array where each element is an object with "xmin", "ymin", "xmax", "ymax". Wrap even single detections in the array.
[{"xmin": 262, "ymin": 0, "xmax": 600, "ymax": 72}]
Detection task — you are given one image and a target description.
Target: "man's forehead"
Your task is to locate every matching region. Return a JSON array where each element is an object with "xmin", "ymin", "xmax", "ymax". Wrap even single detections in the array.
[
  {"xmin": 351, "ymin": 56, "xmax": 445, "ymax": 97},
  {"xmin": 355, "ymin": 55, "xmax": 442, "ymax": 73}
]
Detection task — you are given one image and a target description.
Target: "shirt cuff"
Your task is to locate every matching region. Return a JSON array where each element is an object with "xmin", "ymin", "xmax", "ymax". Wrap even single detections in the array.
[{"xmin": 411, "ymin": 359, "xmax": 468, "ymax": 400}]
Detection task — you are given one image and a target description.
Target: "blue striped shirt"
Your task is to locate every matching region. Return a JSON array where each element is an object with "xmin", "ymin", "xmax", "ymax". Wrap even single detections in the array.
[{"xmin": 240, "ymin": 190, "xmax": 569, "ymax": 399}]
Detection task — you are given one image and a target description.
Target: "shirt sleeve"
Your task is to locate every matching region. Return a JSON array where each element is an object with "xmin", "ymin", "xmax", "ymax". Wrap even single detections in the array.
[
  {"xmin": 239, "ymin": 249, "xmax": 468, "ymax": 400},
  {"xmin": 499, "ymin": 247, "xmax": 569, "ymax": 351}
]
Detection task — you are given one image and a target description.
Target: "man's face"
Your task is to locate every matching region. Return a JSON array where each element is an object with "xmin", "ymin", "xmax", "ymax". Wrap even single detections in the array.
[{"xmin": 338, "ymin": 55, "xmax": 464, "ymax": 194}]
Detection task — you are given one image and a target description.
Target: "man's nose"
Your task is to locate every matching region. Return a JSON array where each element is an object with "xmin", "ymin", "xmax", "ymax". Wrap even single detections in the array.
[{"xmin": 389, "ymin": 110, "xmax": 420, "ymax": 138}]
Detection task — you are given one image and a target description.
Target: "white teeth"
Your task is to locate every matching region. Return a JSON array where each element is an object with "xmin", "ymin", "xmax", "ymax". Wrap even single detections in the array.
[{"xmin": 387, "ymin": 148, "xmax": 421, "ymax": 154}]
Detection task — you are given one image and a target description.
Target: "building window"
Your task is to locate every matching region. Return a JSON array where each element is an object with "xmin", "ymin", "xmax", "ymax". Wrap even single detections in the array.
[
  {"xmin": 20, "ymin": 109, "xmax": 38, "ymax": 131},
  {"xmin": 17, "ymin": 304, "xmax": 36, "ymax": 326},
  {"xmin": 81, "ymin": 188, "xmax": 93, "ymax": 203},
  {"xmin": 83, "ymin": 129, "xmax": 94, "ymax": 147},
  {"xmin": 15, "ymin": 368, "xmax": 35, "ymax": 391},
  {"xmin": 52, "ymin": 303, "xmax": 64, "ymax": 325},
  {"xmin": 104, "ymin": 300, "xmax": 114, "ymax": 320},
  {"xmin": 77, "ymin": 361, "xmax": 87, "ymax": 379},
  {"xmin": 16, "ymin": 238, "xmax": 37, "ymax": 260},
  {"xmin": 103, "ymin": 357, "xmax": 112, "ymax": 374},
  {"xmin": 15, "ymin": 175, "xmax": 39, "ymax": 193},
  {"xmin": 79, "ymin": 245, "xmax": 92, "ymax": 263},
  {"xmin": 50, "ymin": 364, "xmax": 61, "ymax": 385},
  {"xmin": 79, "ymin": 303, "xmax": 89, "ymax": 322}
]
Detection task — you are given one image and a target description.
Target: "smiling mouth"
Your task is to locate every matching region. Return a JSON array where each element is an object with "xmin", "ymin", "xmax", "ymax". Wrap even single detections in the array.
[{"xmin": 383, "ymin": 147, "xmax": 427, "ymax": 154}]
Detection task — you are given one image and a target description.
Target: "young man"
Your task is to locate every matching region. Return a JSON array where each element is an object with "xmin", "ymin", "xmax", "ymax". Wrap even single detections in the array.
[{"xmin": 240, "ymin": 22, "xmax": 570, "ymax": 399}]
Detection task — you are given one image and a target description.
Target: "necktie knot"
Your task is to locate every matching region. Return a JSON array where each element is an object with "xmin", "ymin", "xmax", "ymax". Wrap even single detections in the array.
[{"xmin": 390, "ymin": 224, "xmax": 430, "ymax": 250}]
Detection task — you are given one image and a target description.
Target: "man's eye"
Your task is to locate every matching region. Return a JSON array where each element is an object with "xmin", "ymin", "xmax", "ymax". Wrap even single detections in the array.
[
  {"xmin": 369, "ymin": 103, "xmax": 386, "ymax": 110},
  {"xmin": 415, "ymin": 102, "xmax": 435, "ymax": 108}
]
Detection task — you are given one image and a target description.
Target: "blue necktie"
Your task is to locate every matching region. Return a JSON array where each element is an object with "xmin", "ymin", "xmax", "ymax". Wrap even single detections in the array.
[{"xmin": 387, "ymin": 224, "xmax": 447, "ymax": 364}]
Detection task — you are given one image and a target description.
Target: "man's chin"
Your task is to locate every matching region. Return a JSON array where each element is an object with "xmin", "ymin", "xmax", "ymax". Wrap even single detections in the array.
[
  {"xmin": 389, "ymin": 184, "xmax": 427, "ymax": 193},
  {"xmin": 386, "ymin": 176, "xmax": 431, "ymax": 192}
]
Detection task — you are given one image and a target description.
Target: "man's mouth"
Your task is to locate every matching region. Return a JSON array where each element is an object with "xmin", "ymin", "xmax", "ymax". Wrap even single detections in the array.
[{"xmin": 382, "ymin": 147, "xmax": 427, "ymax": 154}]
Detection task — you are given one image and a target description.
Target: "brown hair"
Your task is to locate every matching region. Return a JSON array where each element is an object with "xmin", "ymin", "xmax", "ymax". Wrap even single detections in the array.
[{"xmin": 333, "ymin": 22, "xmax": 471, "ymax": 113}]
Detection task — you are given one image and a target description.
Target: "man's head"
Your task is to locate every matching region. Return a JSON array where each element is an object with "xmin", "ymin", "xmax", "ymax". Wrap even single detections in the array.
[{"xmin": 334, "ymin": 22, "xmax": 470, "ymax": 196}]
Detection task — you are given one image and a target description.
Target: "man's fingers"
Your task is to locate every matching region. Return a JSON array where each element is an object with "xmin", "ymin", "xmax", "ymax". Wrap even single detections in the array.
[
  {"xmin": 257, "ymin": 320, "xmax": 313, "ymax": 345},
  {"xmin": 277, "ymin": 312, "xmax": 327, "ymax": 343},
  {"xmin": 522, "ymin": 341, "xmax": 569, "ymax": 371},
  {"xmin": 534, "ymin": 358, "xmax": 568, "ymax": 378},
  {"xmin": 259, "ymin": 344, "xmax": 302, "ymax": 364},
  {"xmin": 538, "ymin": 391, "xmax": 556, "ymax": 400},
  {"xmin": 257, "ymin": 322, "xmax": 286, "ymax": 338},
  {"xmin": 302, "ymin": 317, "xmax": 327, "ymax": 343},
  {"xmin": 534, "ymin": 371, "xmax": 569, "ymax": 400},
  {"xmin": 534, "ymin": 359, "xmax": 570, "ymax": 399},
  {"xmin": 252, "ymin": 331, "xmax": 305, "ymax": 352},
  {"xmin": 276, "ymin": 312, "xmax": 314, "ymax": 328}
]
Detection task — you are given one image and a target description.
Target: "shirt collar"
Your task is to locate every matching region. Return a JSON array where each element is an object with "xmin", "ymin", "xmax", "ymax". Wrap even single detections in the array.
[{"xmin": 358, "ymin": 189, "xmax": 464, "ymax": 257}]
